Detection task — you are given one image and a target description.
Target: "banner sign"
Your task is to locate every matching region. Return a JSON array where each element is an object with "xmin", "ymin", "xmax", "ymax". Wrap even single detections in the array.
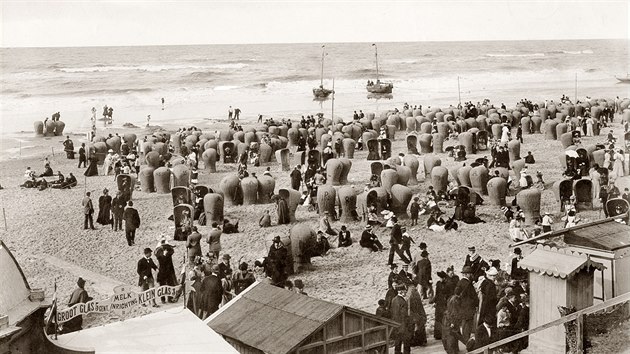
[{"xmin": 56, "ymin": 284, "xmax": 181, "ymax": 323}]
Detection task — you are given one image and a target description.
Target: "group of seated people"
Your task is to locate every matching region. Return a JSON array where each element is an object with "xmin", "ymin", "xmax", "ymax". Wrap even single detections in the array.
[{"xmin": 21, "ymin": 165, "xmax": 77, "ymax": 190}]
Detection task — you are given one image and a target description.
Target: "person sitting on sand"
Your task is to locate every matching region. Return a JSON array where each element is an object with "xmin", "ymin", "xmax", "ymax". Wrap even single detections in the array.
[
  {"xmin": 310, "ymin": 231, "xmax": 331, "ymax": 257},
  {"xmin": 258, "ymin": 210, "xmax": 271, "ymax": 227},
  {"xmin": 38, "ymin": 163, "xmax": 54, "ymax": 177},
  {"xmin": 360, "ymin": 225, "xmax": 383, "ymax": 252},
  {"xmin": 524, "ymin": 151, "xmax": 535, "ymax": 164},
  {"xmin": 338, "ymin": 225, "xmax": 352, "ymax": 247},
  {"xmin": 222, "ymin": 218, "xmax": 239, "ymax": 234}
]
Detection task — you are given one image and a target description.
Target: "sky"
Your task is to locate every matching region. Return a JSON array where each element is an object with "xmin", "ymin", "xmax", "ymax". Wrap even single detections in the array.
[{"xmin": 1, "ymin": 0, "xmax": 629, "ymax": 47}]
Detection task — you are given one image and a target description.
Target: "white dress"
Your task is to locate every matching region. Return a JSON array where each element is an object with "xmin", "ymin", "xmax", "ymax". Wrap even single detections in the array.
[
  {"xmin": 500, "ymin": 126, "xmax": 510, "ymax": 144},
  {"xmin": 612, "ymin": 152, "xmax": 625, "ymax": 178}
]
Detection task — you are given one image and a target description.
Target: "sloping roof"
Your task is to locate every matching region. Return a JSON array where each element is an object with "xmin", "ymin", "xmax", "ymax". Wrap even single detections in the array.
[
  {"xmin": 55, "ymin": 309, "xmax": 238, "ymax": 353},
  {"xmin": 207, "ymin": 282, "xmax": 345, "ymax": 354},
  {"xmin": 563, "ymin": 219, "xmax": 630, "ymax": 251},
  {"xmin": 519, "ymin": 246, "xmax": 605, "ymax": 279},
  {"xmin": 0, "ymin": 240, "xmax": 47, "ymax": 330}
]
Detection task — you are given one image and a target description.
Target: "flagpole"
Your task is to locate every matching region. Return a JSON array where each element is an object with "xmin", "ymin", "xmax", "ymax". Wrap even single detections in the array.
[
  {"xmin": 457, "ymin": 76, "xmax": 462, "ymax": 107},
  {"xmin": 54, "ymin": 278, "xmax": 58, "ymax": 340},
  {"xmin": 331, "ymin": 78, "xmax": 335, "ymax": 121}
]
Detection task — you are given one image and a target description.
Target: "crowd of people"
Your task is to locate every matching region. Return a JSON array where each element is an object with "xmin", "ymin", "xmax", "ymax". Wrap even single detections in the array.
[{"xmin": 46, "ymin": 94, "xmax": 628, "ymax": 353}]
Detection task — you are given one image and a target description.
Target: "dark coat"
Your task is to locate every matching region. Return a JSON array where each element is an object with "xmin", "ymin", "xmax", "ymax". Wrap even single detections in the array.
[
  {"xmin": 123, "ymin": 207, "xmax": 140, "ymax": 230},
  {"xmin": 473, "ymin": 324, "xmax": 495, "ymax": 350},
  {"xmin": 111, "ymin": 196, "xmax": 126, "ymax": 217},
  {"xmin": 390, "ymin": 295, "xmax": 412, "ymax": 340},
  {"xmin": 415, "ymin": 258, "xmax": 432, "ymax": 287},
  {"xmin": 156, "ymin": 245, "xmax": 177, "ymax": 286},
  {"xmin": 389, "ymin": 223, "xmax": 403, "ymax": 245},
  {"xmin": 137, "ymin": 257, "xmax": 157, "ymax": 286},
  {"xmin": 477, "ymin": 278, "xmax": 498, "ymax": 326},
  {"xmin": 454, "ymin": 277, "xmax": 478, "ymax": 319},
  {"xmin": 199, "ymin": 274, "xmax": 223, "ymax": 316}
]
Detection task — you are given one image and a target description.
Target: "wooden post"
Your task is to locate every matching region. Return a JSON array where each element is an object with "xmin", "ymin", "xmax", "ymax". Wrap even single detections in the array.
[
  {"xmin": 576, "ymin": 313, "xmax": 584, "ymax": 354},
  {"xmin": 2, "ymin": 208, "xmax": 6, "ymax": 231}
]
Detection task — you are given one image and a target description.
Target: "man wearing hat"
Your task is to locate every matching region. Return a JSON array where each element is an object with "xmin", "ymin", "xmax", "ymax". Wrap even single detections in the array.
[
  {"xmin": 156, "ymin": 238, "xmax": 177, "ymax": 303},
  {"xmin": 360, "ymin": 225, "xmax": 383, "ymax": 252},
  {"xmin": 218, "ymin": 254, "xmax": 232, "ymax": 279},
  {"xmin": 199, "ymin": 264, "xmax": 223, "ymax": 319},
  {"xmin": 541, "ymin": 212, "xmax": 553, "ymax": 233},
  {"xmin": 510, "ymin": 248, "xmax": 527, "ymax": 281},
  {"xmin": 319, "ymin": 211, "xmax": 337, "ymax": 236},
  {"xmin": 388, "ymin": 263, "xmax": 400, "ymax": 289},
  {"xmin": 82, "ymin": 191, "xmax": 96, "ymax": 230},
  {"xmin": 123, "ymin": 201, "xmax": 141, "ymax": 246},
  {"xmin": 477, "ymin": 267, "xmax": 498, "ymax": 328},
  {"xmin": 233, "ymin": 262, "xmax": 255, "ymax": 295},
  {"xmin": 268, "ymin": 236, "xmax": 288, "ymax": 285},
  {"xmin": 464, "ymin": 246, "xmax": 488, "ymax": 281},
  {"xmin": 137, "ymin": 248, "xmax": 159, "ymax": 308},
  {"xmin": 388, "ymin": 216, "xmax": 411, "ymax": 265},
  {"xmin": 414, "ymin": 250, "xmax": 432, "ymax": 299},
  {"xmin": 186, "ymin": 226, "xmax": 203, "ymax": 267},
  {"xmin": 63, "ymin": 277, "xmax": 93, "ymax": 333},
  {"xmin": 455, "ymin": 265, "xmax": 479, "ymax": 341},
  {"xmin": 390, "ymin": 284, "xmax": 412, "ymax": 354}
]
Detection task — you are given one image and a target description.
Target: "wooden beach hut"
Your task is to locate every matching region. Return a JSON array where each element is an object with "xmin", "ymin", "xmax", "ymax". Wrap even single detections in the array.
[
  {"xmin": 0, "ymin": 240, "xmax": 50, "ymax": 354},
  {"xmin": 518, "ymin": 245, "xmax": 605, "ymax": 353},
  {"xmin": 560, "ymin": 218, "xmax": 630, "ymax": 301},
  {"xmin": 206, "ymin": 282, "xmax": 399, "ymax": 354}
]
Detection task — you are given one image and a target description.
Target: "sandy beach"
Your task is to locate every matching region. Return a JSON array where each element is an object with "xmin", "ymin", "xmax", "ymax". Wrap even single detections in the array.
[{"xmin": 1, "ymin": 100, "xmax": 629, "ymax": 343}]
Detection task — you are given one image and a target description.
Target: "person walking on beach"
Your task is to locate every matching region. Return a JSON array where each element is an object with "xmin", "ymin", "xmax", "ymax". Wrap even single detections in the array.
[
  {"xmin": 82, "ymin": 192, "xmax": 95, "ymax": 230},
  {"xmin": 123, "ymin": 201, "xmax": 141, "ymax": 246},
  {"xmin": 161, "ymin": 97, "xmax": 165, "ymax": 110},
  {"xmin": 146, "ymin": 115, "xmax": 151, "ymax": 128},
  {"xmin": 78, "ymin": 143, "xmax": 87, "ymax": 168},
  {"xmin": 137, "ymin": 248, "xmax": 159, "ymax": 308},
  {"xmin": 228, "ymin": 106, "xmax": 233, "ymax": 120},
  {"xmin": 234, "ymin": 107, "xmax": 241, "ymax": 120}
]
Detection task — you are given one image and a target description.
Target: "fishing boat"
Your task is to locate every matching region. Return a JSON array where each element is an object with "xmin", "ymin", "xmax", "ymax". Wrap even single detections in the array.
[
  {"xmin": 313, "ymin": 45, "xmax": 334, "ymax": 99},
  {"xmin": 615, "ymin": 74, "xmax": 630, "ymax": 83},
  {"xmin": 366, "ymin": 44, "xmax": 393, "ymax": 94}
]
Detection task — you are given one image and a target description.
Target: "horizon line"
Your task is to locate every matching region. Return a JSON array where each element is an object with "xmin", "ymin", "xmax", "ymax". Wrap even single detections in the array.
[{"xmin": 1, "ymin": 37, "xmax": 627, "ymax": 50}]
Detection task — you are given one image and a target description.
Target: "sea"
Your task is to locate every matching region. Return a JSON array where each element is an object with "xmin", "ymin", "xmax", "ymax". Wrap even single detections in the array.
[{"xmin": 1, "ymin": 39, "xmax": 629, "ymax": 137}]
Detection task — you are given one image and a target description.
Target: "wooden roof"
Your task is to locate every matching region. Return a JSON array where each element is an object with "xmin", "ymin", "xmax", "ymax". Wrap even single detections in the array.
[
  {"xmin": 562, "ymin": 219, "xmax": 630, "ymax": 251},
  {"xmin": 519, "ymin": 245, "xmax": 605, "ymax": 279},
  {"xmin": 207, "ymin": 282, "xmax": 396, "ymax": 354}
]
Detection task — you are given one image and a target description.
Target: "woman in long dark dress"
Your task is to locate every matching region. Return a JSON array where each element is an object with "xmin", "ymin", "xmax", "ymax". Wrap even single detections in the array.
[
  {"xmin": 96, "ymin": 189, "xmax": 112, "ymax": 225},
  {"xmin": 84, "ymin": 155, "xmax": 99, "ymax": 177},
  {"xmin": 276, "ymin": 196, "xmax": 290, "ymax": 224}
]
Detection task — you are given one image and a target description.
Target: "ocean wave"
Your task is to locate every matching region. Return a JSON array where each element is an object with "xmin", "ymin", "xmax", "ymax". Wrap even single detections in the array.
[
  {"xmin": 186, "ymin": 70, "xmax": 228, "ymax": 79},
  {"xmin": 56, "ymin": 63, "xmax": 248, "ymax": 73},
  {"xmin": 37, "ymin": 87, "xmax": 154, "ymax": 97},
  {"xmin": 214, "ymin": 85, "xmax": 241, "ymax": 91},
  {"xmin": 485, "ymin": 53, "xmax": 545, "ymax": 58}
]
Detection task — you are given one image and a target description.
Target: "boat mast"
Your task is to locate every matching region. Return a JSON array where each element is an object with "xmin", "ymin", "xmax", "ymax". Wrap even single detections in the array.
[
  {"xmin": 320, "ymin": 45, "xmax": 325, "ymax": 87},
  {"xmin": 372, "ymin": 43, "xmax": 379, "ymax": 82}
]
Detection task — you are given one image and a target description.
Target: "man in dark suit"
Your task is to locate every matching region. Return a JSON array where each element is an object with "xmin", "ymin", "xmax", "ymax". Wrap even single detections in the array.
[
  {"xmin": 415, "ymin": 250, "xmax": 432, "ymax": 299},
  {"xmin": 390, "ymin": 285, "xmax": 412, "ymax": 354},
  {"xmin": 388, "ymin": 217, "xmax": 410, "ymax": 265},
  {"xmin": 111, "ymin": 191, "xmax": 126, "ymax": 231},
  {"xmin": 199, "ymin": 264, "xmax": 223, "ymax": 320},
  {"xmin": 82, "ymin": 192, "xmax": 95, "ymax": 230},
  {"xmin": 123, "ymin": 201, "xmax": 141, "ymax": 246},
  {"xmin": 78, "ymin": 143, "xmax": 87, "ymax": 168},
  {"xmin": 463, "ymin": 246, "xmax": 488, "ymax": 281},
  {"xmin": 455, "ymin": 265, "xmax": 479, "ymax": 342},
  {"xmin": 137, "ymin": 248, "xmax": 159, "ymax": 308}
]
